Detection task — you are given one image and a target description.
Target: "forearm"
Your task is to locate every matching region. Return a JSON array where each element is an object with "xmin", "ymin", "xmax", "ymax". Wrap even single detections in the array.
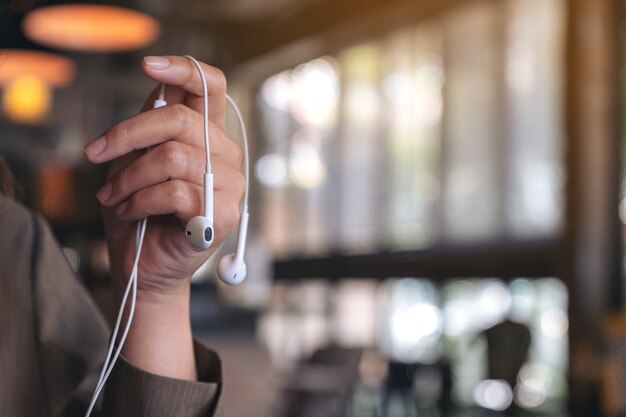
[{"xmin": 119, "ymin": 285, "xmax": 197, "ymax": 381}]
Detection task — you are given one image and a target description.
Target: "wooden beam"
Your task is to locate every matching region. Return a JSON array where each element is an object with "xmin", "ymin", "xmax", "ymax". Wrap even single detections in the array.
[
  {"xmin": 274, "ymin": 239, "xmax": 559, "ymax": 281},
  {"xmin": 213, "ymin": 0, "xmax": 469, "ymax": 66},
  {"xmin": 564, "ymin": 0, "xmax": 621, "ymax": 414}
]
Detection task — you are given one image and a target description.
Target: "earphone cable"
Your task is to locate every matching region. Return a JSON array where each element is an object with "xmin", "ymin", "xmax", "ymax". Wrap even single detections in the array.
[
  {"xmin": 84, "ymin": 218, "xmax": 146, "ymax": 417},
  {"xmin": 184, "ymin": 56, "xmax": 211, "ymax": 175},
  {"xmin": 84, "ymin": 57, "xmax": 251, "ymax": 416},
  {"xmin": 225, "ymin": 94, "xmax": 249, "ymax": 212}
]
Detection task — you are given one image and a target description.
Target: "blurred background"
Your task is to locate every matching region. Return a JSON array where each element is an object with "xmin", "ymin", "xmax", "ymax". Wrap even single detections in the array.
[{"xmin": 0, "ymin": 0, "xmax": 624, "ymax": 416}]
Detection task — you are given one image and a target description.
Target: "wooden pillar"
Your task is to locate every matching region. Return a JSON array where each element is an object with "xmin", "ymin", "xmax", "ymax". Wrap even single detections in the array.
[{"xmin": 565, "ymin": 0, "xmax": 621, "ymax": 414}]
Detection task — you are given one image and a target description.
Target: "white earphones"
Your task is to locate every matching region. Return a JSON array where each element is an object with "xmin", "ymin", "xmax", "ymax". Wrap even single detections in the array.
[
  {"xmin": 184, "ymin": 173, "xmax": 214, "ymax": 250},
  {"xmin": 217, "ymin": 210, "xmax": 249, "ymax": 285},
  {"xmin": 84, "ymin": 56, "xmax": 250, "ymax": 417},
  {"xmin": 182, "ymin": 56, "xmax": 250, "ymax": 285}
]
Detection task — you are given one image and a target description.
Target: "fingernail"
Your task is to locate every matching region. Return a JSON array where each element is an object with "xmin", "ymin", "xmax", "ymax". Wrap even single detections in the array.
[
  {"xmin": 144, "ymin": 56, "xmax": 170, "ymax": 70},
  {"xmin": 96, "ymin": 183, "xmax": 113, "ymax": 204},
  {"xmin": 85, "ymin": 136, "xmax": 107, "ymax": 158}
]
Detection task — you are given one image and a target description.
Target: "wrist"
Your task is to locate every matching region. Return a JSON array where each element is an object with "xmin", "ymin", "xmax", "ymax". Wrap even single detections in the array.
[
  {"xmin": 119, "ymin": 280, "xmax": 197, "ymax": 380},
  {"xmin": 134, "ymin": 280, "xmax": 192, "ymax": 306},
  {"xmin": 111, "ymin": 269, "xmax": 193, "ymax": 306}
]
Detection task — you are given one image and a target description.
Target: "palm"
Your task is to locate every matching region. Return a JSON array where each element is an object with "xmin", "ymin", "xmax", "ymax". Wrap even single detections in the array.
[
  {"xmin": 105, "ymin": 212, "xmax": 213, "ymax": 293},
  {"xmin": 101, "ymin": 155, "xmax": 216, "ymax": 294}
]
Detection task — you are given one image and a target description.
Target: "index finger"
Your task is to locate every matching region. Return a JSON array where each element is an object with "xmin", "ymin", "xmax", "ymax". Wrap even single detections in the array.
[{"xmin": 142, "ymin": 55, "xmax": 227, "ymax": 129}]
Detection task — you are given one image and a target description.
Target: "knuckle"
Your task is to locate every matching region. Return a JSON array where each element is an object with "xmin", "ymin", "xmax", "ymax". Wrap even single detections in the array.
[
  {"xmin": 213, "ymin": 68, "xmax": 227, "ymax": 92},
  {"xmin": 159, "ymin": 142, "xmax": 187, "ymax": 169},
  {"xmin": 169, "ymin": 180, "xmax": 197, "ymax": 211},
  {"xmin": 234, "ymin": 143, "xmax": 244, "ymax": 167},
  {"xmin": 227, "ymin": 202, "xmax": 241, "ymax": 230},
  {"xmin": 184, "ymin": 61, "xmax": 198, "ymax": 88},
  {"xmin": 107, "ymin": 121, "xmax": 131, "ymax": 145},
  {"xmin": 169, "ymin": 103, "xmax": 191, "ymax": 127},
  {"xmin": 234, "ymin": 171, "xmax": 246, "ymax": 200},
  {"xmin": 169, "ymin": 179, "xmax": 187, "ymax": 202}
]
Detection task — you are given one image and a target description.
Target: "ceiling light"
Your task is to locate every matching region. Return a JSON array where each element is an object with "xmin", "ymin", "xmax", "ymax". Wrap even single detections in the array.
[
  {"xmin": 3, "ymin": 76, "xmax": 52, "ymax": 123},
  {"xmin": 23, "ymin": 4, "xmax": 160, "ymax": 52},
  {"xmin": 0, "ymin": 49, "xmax": 75, "ymax": 87}
]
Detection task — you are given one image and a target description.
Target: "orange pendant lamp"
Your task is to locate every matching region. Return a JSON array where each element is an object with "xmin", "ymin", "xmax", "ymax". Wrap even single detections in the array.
[
  {"xmin": 0, "ymin": 49, "xmax": 76, "ymax": 87},
  {"xmin": 0, "ymin": 50, "xmax": 76, "ymax": 123},
  {"xmin": 22, "ymin": 4, "xmax": 160, "ymax": 53}
]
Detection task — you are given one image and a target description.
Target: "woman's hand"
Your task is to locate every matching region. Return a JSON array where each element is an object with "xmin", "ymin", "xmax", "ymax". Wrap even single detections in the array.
[
  {"xmin": 84, "ymin": 56, "xmax": 244, "ymax": 379},
  {"xmin": 85, "ymin": 55, "xmax": 244, "ymax": 299}
]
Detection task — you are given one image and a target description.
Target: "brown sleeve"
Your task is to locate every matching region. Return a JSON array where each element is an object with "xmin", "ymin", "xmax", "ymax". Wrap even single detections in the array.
[
  {"xmin": 101, "ymin": 341, "xmax": 222, "ymax": 417},
  {"xmin": 0, "ymin": 196, "xmax": 224, "ymax": 417}
]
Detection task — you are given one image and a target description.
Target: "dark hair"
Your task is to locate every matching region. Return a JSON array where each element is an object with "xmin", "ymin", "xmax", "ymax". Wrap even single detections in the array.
[{"xmin": 0, "ymin": 155, "xmax": 18, "ymax": 199}]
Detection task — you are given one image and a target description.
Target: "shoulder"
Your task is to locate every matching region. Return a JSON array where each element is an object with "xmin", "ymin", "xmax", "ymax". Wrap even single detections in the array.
[
  {"xmin": 0, "ymin": 194, "xmax": 38, "ymax": 275},
  {"xmin": 0, "ymin": 193, "xmax": 69, "ymax": 275},
  {"xmin": 0, "ymin": 193, "xmax": 36, "ymax": 236}
]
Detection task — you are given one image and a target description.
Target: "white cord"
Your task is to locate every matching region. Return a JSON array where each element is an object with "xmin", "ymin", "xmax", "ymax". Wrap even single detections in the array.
[
  {"xmin": 184, "ymin": 55, "xmax": 211, "ymax": 175},
  {"xmin": 183, "ymin": 55, "xmax": 249, "ymax": 213},
  {"xmin": 85, "ymin": 81, "xmax": 164, "ymax": 417},
  {"xmin": 225, "ymin": 94, "xmax": 250, "ymax": 213},
  {"xmin": 84, "ymin": 56, "xmax": 250, "ymax": 416},
  {"xmin": 84, "ymin": 217, "xmax": 146, "ymax": 417}
]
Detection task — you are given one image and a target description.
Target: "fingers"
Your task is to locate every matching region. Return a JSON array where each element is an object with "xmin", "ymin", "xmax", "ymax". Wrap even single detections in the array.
[
  {"xmin": 141, "ymin": 56, "xmax": 227, "ymax": 129},
  {"xmin": 97, "ymin": 142, "xmax": 203, "ymax": 206},
  {"xmin": 84, "ymin": 103, "xmax": 243, "ymax": 168},
  {"xmin": 90, "ymin": 56, "xmax": 245, "ymax": 246},
  {"xmin": 114, "ymin": 180, "xmax": 202, "ymax": 222},
  {"xmin": 115, "ymin": 182, "xmax": 241, "ymax": 237},
  {"xmin": 97, "ymin": 142, "xmax": 244, "ymax": 208},
  {"xmin": 100, "ymin": 136, "xmax": 245, "ymax": 235}
]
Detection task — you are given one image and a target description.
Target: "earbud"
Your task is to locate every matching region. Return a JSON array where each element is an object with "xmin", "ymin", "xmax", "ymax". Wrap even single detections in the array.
[
  {"xmin": 182, "ymin": 56, "xmax": 250, "ymax": 286},
  {"xmin": 185, "ymin": 172, "xmax": 214, "ymax": 249},
  {"xmin": 185, "ymin": 216, "xmax": 214, "ymax": 249},
  {"xmin": 86, "ymin": 58, "xmax": 253, "ymax": 417},
  {"xmin": 216, "ymin": 211, "xmax": 249, "ymax": 285},
  {"xmin": 217, "ymin": 254, "xmax": 247, "ymax": 285}
]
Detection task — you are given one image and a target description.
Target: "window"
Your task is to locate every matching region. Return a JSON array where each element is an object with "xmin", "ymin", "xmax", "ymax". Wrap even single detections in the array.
[
  {"xmin": 254, "ymin": 0, "xmax": 565, "ymax": 258},
  {"xmin": 247, "ymin": 0, "xmax": 568, "ymax": 414}
]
